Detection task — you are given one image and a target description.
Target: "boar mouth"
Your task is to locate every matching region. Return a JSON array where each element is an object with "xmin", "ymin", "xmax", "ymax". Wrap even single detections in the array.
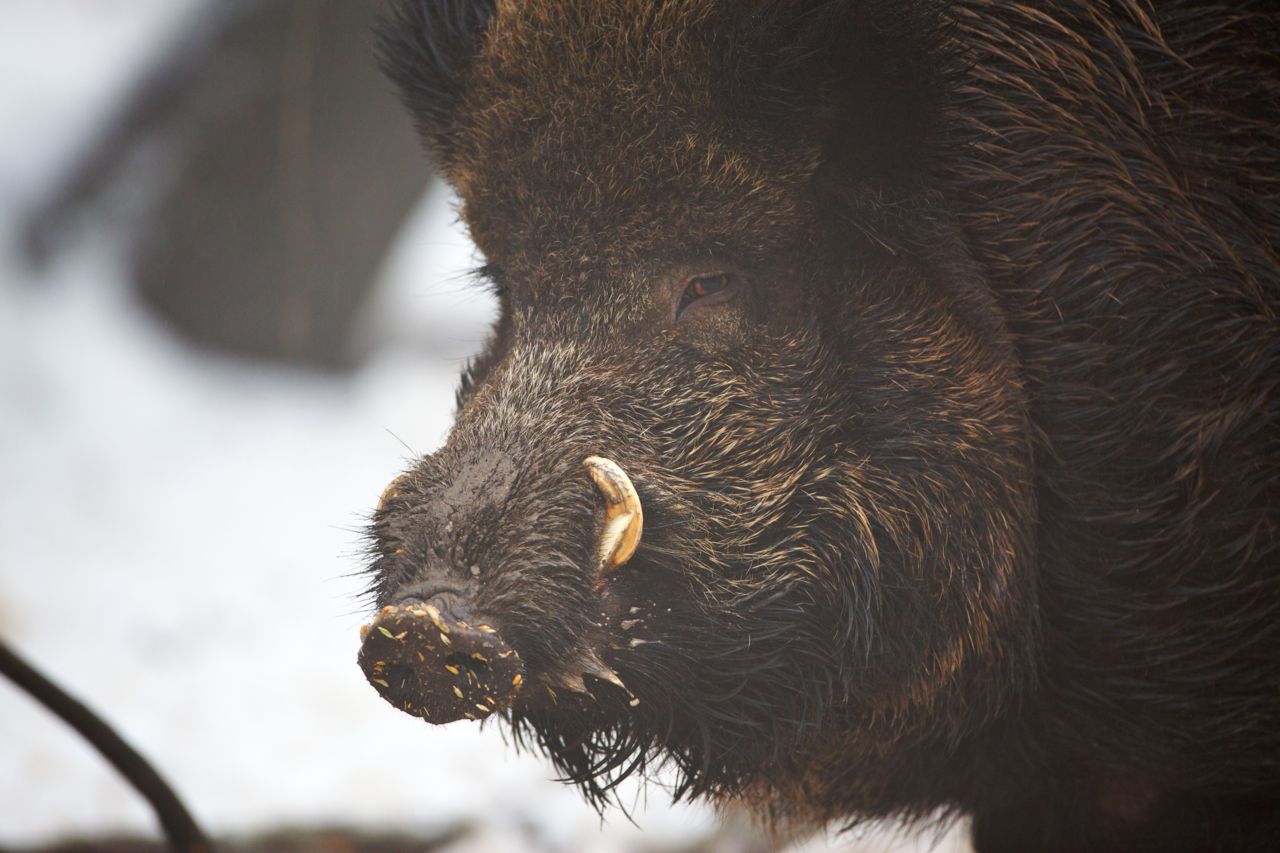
[{"xmin": 359, "ymin": 456, "xmax": 644, "ymax": 725}]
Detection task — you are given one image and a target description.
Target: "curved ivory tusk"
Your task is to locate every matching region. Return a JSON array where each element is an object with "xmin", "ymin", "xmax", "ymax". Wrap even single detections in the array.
[
  {"xmin": 582, "ymin": 456, "xmax": 644, "ymax": 573},
  {"xmin": 377, "ymin": 472, "xmax": 411, "ymax": 514}
]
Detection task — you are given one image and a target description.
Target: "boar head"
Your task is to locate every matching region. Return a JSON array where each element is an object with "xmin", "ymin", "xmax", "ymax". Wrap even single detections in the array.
[{"xmin": 362, "ymin": 0, "xmax": 1037, "ymax": 824}]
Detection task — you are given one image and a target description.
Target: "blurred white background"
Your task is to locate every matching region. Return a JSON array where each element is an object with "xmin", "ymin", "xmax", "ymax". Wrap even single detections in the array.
[{"xmin": 0, "ymin": 2, "xmax": 967, "ymax": 850}]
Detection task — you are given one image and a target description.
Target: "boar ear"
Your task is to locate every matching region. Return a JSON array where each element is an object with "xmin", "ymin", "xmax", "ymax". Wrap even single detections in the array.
[
  {"xmin": 725, "ymin": 0, "xmax": 948, "ymax": 184},
  {"xmin": 376, "ymin": 0, "xmax": 497, "ymax": 165}
]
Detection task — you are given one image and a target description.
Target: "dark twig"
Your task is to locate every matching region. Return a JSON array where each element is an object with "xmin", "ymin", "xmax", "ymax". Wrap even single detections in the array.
[{"xmin": 0, "ymin": 637, "xmax": 210, "ymax": 852}]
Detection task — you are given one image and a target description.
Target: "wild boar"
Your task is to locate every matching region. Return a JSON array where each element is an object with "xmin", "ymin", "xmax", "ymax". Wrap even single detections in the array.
[{"xmin": 358, "ymin": 2, "xmax": 1280, "ymax": 850}]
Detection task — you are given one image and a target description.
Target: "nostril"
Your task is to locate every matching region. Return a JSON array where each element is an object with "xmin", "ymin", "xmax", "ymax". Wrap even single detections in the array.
[
  {"xmin": 382, "ymin": 662, "xmax": 417, "ymax": 701},
  {"xmin": 444, "ymin": 651, "xmax": 488, "ymax": 675}
]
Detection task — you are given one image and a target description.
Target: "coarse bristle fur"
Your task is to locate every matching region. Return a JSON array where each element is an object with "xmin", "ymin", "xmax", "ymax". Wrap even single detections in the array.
[{"xmin": 367, "ymin": 2, "xmax": 1280, "ymax": 850}]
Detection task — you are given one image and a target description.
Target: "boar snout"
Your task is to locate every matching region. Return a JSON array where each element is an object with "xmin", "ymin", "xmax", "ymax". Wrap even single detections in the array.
[
  {"xmin": 358, "ymin": 595, "xmax": 524, "ymax": 724},
  {"xmin": 361, "ymin": 455, "xmax": 646, "ymax": 723}
]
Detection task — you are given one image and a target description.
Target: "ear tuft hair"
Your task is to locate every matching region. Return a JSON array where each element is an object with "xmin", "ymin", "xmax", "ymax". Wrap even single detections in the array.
[{"xmin": 376, "ymin": 0, "xmax": 497, "ymax": 163}]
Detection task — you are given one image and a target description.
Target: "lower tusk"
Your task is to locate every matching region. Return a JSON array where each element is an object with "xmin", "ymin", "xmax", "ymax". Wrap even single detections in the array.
[
  {"xmin": 377, "ymin": 472, "xmax": 411, "ymax": 514},
  {"xmin": 582, "ymin": 456, "xmax": 644, "ymax": 573}
]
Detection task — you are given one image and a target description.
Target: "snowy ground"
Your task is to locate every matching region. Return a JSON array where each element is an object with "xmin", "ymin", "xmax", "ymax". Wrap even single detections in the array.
[{"xmin": 0, "ymin": 3, "xmax": 968, "ymax": 851}]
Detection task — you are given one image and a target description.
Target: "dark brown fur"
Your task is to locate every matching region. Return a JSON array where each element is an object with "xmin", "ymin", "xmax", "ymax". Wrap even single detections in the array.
[{"xmin": 368, "ymin": 2, "xmax": 1280, "ymax": 850}]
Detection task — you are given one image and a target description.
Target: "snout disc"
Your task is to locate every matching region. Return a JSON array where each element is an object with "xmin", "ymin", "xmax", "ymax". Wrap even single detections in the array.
[{"xmin": 358, "ymin": 603, "xmax": 524, "ymax": 724}]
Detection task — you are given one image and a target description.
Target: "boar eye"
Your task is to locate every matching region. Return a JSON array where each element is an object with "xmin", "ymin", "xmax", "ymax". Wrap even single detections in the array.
[{"xmin": 676, "ymin": 272, "xmax": 738, "ymax": 319}]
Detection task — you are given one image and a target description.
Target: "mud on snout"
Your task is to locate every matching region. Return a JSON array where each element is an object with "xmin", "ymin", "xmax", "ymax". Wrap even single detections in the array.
[{"xmin": 358, "ymin": 455, "xmax": 643, "ymax": 724}]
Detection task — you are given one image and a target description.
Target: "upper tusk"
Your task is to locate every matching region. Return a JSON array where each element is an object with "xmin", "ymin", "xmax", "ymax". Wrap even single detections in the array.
[{"xmin": 582, "ymin": 456, "xmax": 644, "ymax": 573}]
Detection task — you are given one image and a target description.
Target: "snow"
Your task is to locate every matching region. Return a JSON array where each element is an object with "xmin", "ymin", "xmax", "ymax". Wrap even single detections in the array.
[{"xmin": 0, "ymin": 3, "xmax": 968, "ymax": 851}]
